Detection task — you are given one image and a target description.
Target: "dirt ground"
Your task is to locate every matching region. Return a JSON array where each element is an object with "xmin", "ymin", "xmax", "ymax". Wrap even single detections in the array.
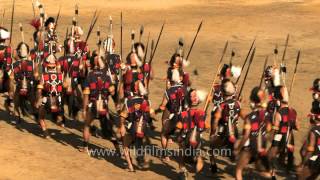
[{"xmin": 0, "ymin": 0, "xmax": 319, "ymax": 179}]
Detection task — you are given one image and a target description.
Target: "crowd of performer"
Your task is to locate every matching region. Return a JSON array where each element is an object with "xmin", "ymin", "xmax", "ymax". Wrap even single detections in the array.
[{"xmin": 0, "ymin": 2, "xmax": 319, "ymax": 179}]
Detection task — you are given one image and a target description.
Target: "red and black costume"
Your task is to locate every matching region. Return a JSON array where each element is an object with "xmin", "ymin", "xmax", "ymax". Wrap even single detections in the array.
[
  {"xmin": 12, "ymin": 59, "xmax": 36, "ymax": 96},
  {"xmin": 39, "ymin": 72, "xmax": 64, "ymax": 114}
]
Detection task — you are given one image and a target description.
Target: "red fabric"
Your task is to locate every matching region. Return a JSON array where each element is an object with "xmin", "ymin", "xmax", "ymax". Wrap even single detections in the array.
[
  {"xmin": 282, "ymin": 115, "xmax": 288, "ymax": 122},
  {"xmin": 43, "ymin": 74, "xmax": 49, "ymax": 81},
  {"xmin": 90, "ymin": 82, "xmax": 96, "ymax": 90},
  {"xmin": 251, "ymin": 122, "xmax": 259, "ymax": 131},
  {"xmin": 281, "ymin": 126, "xmax": 288, "ymax": 134}
]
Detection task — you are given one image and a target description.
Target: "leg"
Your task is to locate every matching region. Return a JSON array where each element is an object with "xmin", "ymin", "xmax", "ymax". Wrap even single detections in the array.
[
  {"xmin": 235, "ymin": 150, "xmax": 252, "ymax": 180},
  {"xmin": 38, "ymin": 105, "xmax": 49, "ymax": 138},
  {"xmin": 160, "ymin": 109, "xmax": 171, "ymax": 161},
  {"xmin": 123, "ymin": 134, "xmax": 134, "ymax": 171},
  {"xmin": 268, "ymin": 146, "xmax": 279, "ymax": 178},
  {"xmin": 82, "ymin": 111, "xmax": 93, "ymax": 151}
]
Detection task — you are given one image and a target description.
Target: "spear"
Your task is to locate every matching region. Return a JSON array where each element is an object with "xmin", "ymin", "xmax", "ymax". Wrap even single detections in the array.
[
  {"xmin": 139, "ymin": 25, "xmax": 144, "ymax": 43},
  {"xmin": 75, "ymin": 4, "xmax": 79, "ymax": 24},
  {"xmin": 203, "ymin": 41, "xmax": 229, "ymax": 112},
  {"xmin": 238, "ymin": 47, "xmax": 256, "ymax": 98},
  {"xmin": 185, "ymin": 20, "xmax": 203, "ymax": 61},
  {"xmin": 280, "ymin": 34, "xmax": 289, "ymax": 85},
  {"xmin": 131, "ymin": 30, "xmax": 135, "ymax": 52},
  {"xmin": 229, "ymin": 50, "xmax": 235, "ymax": 66},
  {"xmin": 31, "ymin": 0, "xmax": 35, "ymax": 18},
  {"xmin": 120, "ymin": 11, "xmax": 123, "ymax": 59},
  {"xmin": 281, "ymin": 34, "xmax": 290, "ymax": 71},
  {"xmin": 9, "ymin": 0, "xmax": 15, "ymax": 45},
  {"xmin": 53, "ymin": 6, "xmax": 61, "ymax": 34},
  {"xmin": 289, "ymin": 50, "xmax": 301, "ymax": 97},
  {"xmin": 149, "ymin": 39, "xmax": 154, "ymax": 63},
  {"xmin": 259, "ymin": 56, "xmax": 269, "ymax": 88},
  {"xmin": 149, "ymin": 21, "xmax": 165, "ymax": 64},
  {"xmin": 143, "ymin": 32, "xmax": 150, "ymax": 64},
  {"xmin": 85, "ymin": 10, "xmax": 100, "ymax": 43},
  {"xmin": 97, "ymin": 26, "xmax": 101, "ymax": 47},
  {"xmin": 235, "ymin": 38, "xmax": 256, "ymax": 84},
  {"xmin": 19, "ymin": 23, "xmax": 24, "ymax": 43},
  {"xmin": 64, "ymin": 27, "xmax": 69, "ymax": 56},
  {"xmin": 1, "ymin": 9, "xmax": 5, "ymax": 26},
  {"xmin": 273, "ymin": 44, "xmax": 278, "ymax": 66}
]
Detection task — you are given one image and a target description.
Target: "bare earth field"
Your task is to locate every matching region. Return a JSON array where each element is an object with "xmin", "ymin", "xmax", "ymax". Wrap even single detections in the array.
[{"xmin": 0, "ymin": 0, "xmax": 319, "ymax": 179}]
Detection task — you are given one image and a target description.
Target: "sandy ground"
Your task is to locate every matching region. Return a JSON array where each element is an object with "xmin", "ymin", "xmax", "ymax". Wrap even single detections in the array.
[{"xmin": 0, "ymin": 0, "xmax": 320, "ymax": 179}]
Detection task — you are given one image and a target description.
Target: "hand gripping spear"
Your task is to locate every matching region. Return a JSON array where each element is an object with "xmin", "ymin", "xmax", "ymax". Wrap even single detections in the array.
[
  {"xmin": 185, "ymin": 20, "xmax": 203, "ymax": 62},
  {"xmin": 203, "ymin": 41, "xmax": 229, "ymax": 113}
]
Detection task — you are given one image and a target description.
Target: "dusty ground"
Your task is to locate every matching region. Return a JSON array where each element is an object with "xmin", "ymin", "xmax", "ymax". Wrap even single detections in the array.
[{"xmin": 0, "ymin": 0, "xmax": 319, "ymax": 179}]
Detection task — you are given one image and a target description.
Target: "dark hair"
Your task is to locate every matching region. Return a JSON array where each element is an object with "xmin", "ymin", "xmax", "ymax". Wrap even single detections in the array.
[
  {"xmin": 16, "ymin": 42, "xmax": 30, "ymax": 54},
  {"xmin": 311, "ymin": 100, "xmax": 320, "ymax": 115},
  {"xmin": 134, "ymin": 42, "xmax": 145, "ymax": 52},
  {"xmin": 220, "ymin": 64, "xmax": 230, "ymax": 78},
  {"xmin": 250, "ymin": 87, "xmax": 261, "ymax": 104},
  {"xmin": 45, "ymin": 17, "xmax": 55, "ymax": 27},
  {"xmin": 313, "ymin": 78, "xmax": 320, "ymax": 91},
  {"xmin": 169, "ymin": 53, "xmax": 181, "ymax": 67}
]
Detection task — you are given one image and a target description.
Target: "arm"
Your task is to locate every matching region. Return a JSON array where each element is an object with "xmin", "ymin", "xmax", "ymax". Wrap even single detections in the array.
[
  {"xmin": 302, "ymin": 131, "xmax": 316, "ymax": 167},
  {"xmin": 270, "ymin": 112, "xmax": 281, "ymax": 140},
  {"xmin": 235, "ymin": 118, "xmax": 251, "ymax": 151},
  {"xmin": 211, "ymin": 109, "xmax": 221, "ymax": 136}
]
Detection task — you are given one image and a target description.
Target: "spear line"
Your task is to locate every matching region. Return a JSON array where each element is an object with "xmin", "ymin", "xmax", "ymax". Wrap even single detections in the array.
[
  {"xmin": 64, "ymin": 27, "xmax": 69, "ymax": 56},
  {"xmin": 273, "ymin": 44, "xmax": 278, "ymax": 66},
  {"xmin": 149, "ymin": 39, "xmax": 154, "ymax": 63},
  {"xmin": 203, "ymin": 41, "xmax": 229, "ymax": 113},
  {"xmin": 281, "ymin": 34, "xmax": 290, "ymax": 67},
  {"xmin": 19, "ymin": 23, "xmax": 24, "ymax": 43},
  {"xmin": 235, "ymin": 38, "xmax": 256, "ymax": 84},
  {"xmin": 139, "ymin": 25, "xmax": 144, "ymax": 43},
  {"xmin": 185, "ymin": 20, "xmax": 203, "ymax": 61},
  {"xmin": 32, "ymin": 0, "xmax": 35, "ymax": 18},
  {"xmin": 289, "ymin": 50, "xmax": 301, "ymax": 97},
  {"xmin": 85, "ymin": 10, "xmax": 100, "ymax": 43},
  {"xmin": 149, "ymin": 21, "xmax": 165, "ymax": 64},
  {"xmin": 120, "ymin": 11, "xmax": 123, "ymax": 59},
  {"xmin": 259, "ymin": 56, "xmax": 269, "ymax": 89},
  {"xmin": 53, "ymin": 6, "xmax": 61, "ymax": 34},
  {"xmin": 9, "ymin": 0, "xmax": 15, "ymax": 45},
  {"xmin": 1, "ymin": 9, "xmax": 5, "ymax": 26},
  {"xmin": 238, "ymin": 47, "xmax": 256, "ymax": 98},
  {"xmin": 280, "ymin": 34, "xmax": 289, "ymax": 85},
  {"xmin": 229, "ymin": 50, "xmax": 235, "ymax": 66},
  {"xmin": 131, "ymin": 30, "xmax": 135, "ymax": 52},
  {"xmin": 143, "ymin": 32, "xmax": 150, "ymax": 64}
]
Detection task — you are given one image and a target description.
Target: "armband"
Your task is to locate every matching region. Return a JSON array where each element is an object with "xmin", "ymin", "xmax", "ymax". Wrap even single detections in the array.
[
  {"xmin": 83, "ymin": 87, "xmax": 90, "ymax": 95},
  {"xmin": 307, "ymin": 146, "xmax": 315, "ymax": 152},
  {"xmin": 244, "ymin": 124, "xmax": 251, "ymax": 130},
  {"xmin": 159, "ymin": 105, "xmax": 166, "ymax": 111},
  {"xmin": 37, "ymin": 84, "xmax": 44, "ymax": 89}
]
